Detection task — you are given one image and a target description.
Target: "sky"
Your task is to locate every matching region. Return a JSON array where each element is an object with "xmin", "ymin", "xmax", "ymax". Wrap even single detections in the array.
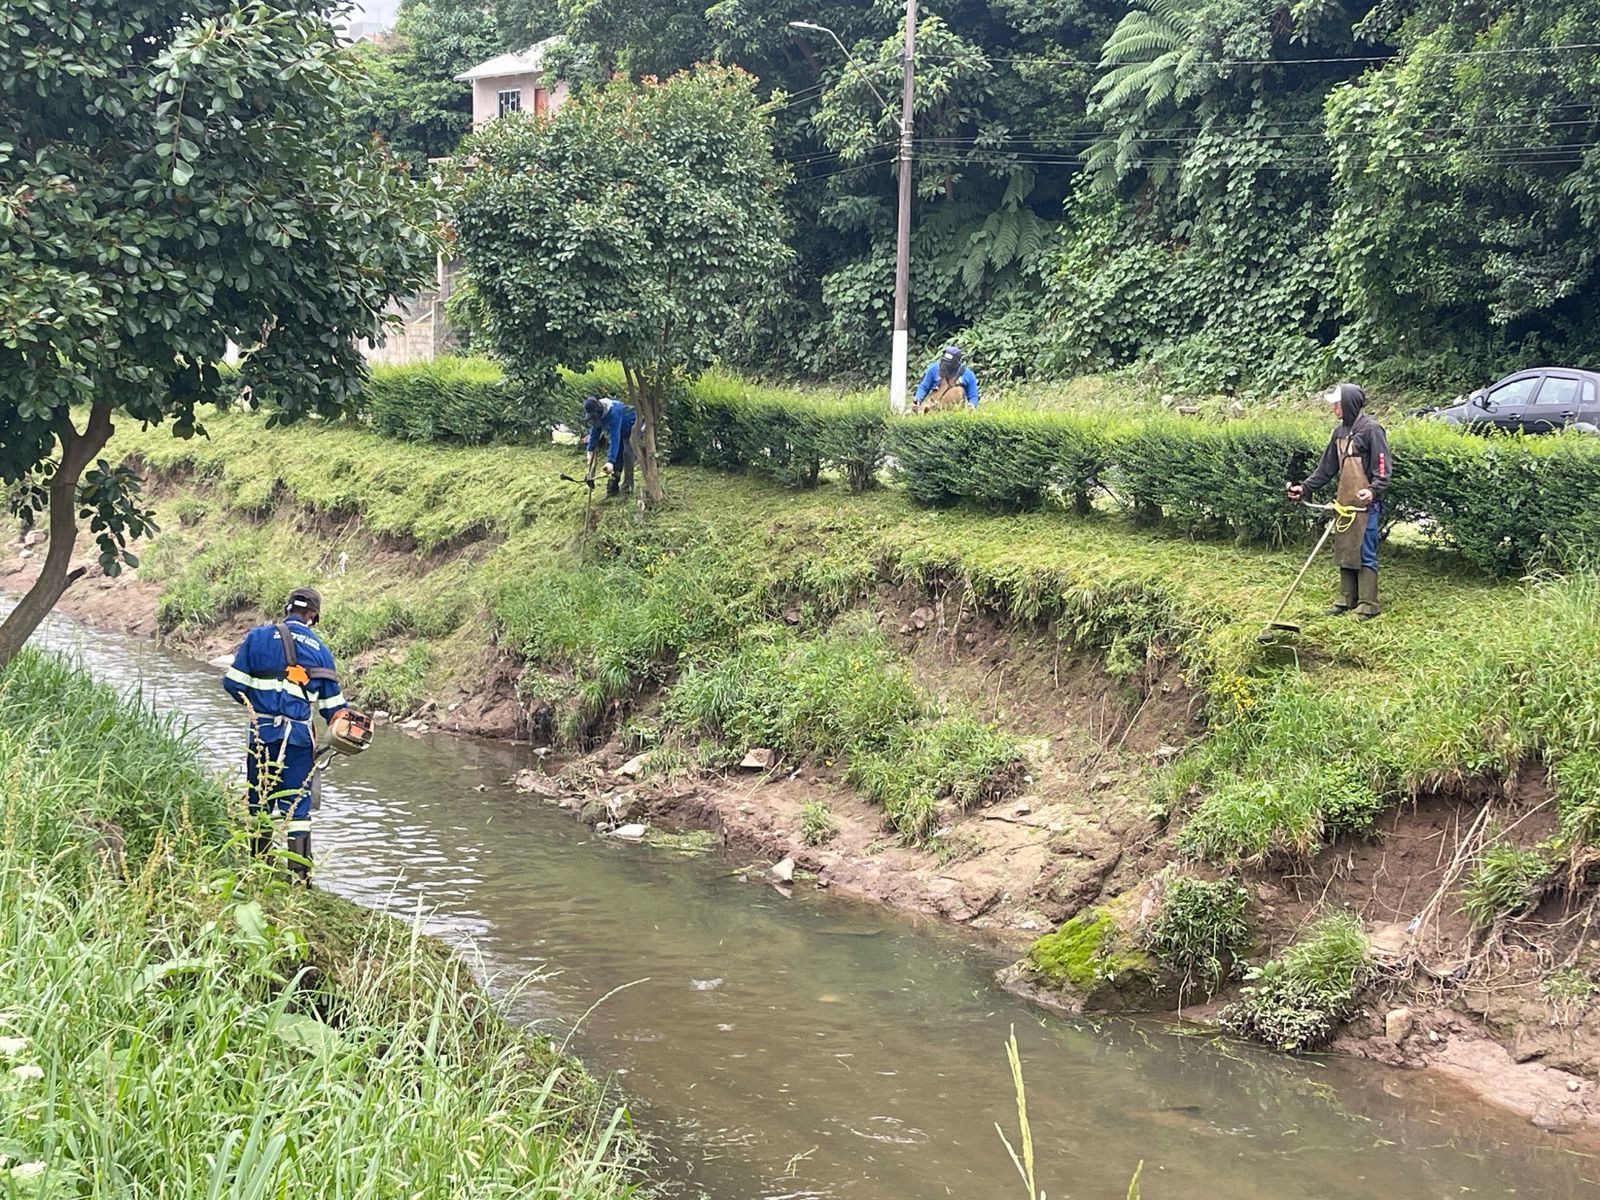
[{"xmin": 347, "ymin": 0, "xmax": 400, "ymax": 28}]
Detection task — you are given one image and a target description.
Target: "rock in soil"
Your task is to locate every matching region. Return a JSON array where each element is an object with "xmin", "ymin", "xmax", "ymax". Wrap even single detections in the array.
[
  {"xmin": 740, "ymin": 747, "xmax": 775, "ymax": 770},
  {"xmin": 1385, "ymin": 1007, "xmax": 1415, "ymax": 1045},
  {"xmin": 615, "ymin": 752, "xmax": 650, "ymax": 779},
  {"xmin": 608, "ymin": 823, "xmax": 647, "ymax": 840}
]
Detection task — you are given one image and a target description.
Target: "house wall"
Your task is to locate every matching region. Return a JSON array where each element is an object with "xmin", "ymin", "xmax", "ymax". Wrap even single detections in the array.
[{"xmin": 469, "ymin": 75, "xmax": 570, "ymax": 127}]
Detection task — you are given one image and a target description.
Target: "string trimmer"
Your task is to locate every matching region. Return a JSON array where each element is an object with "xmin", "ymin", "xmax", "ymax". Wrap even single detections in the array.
[{"xmin": 1258, "ymin": 501, "xmax": 1367, "ymax": 643}]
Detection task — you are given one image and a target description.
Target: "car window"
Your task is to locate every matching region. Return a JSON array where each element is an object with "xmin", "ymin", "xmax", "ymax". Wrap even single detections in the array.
[
  {"xmin": 1535, "ymin": 376, "xmax": 1582, "ymax": 409},
  {"xmin": 1487, "ymin": 376, "xmax": 1540, "ymax": 408},
  {"xmin": 1586, "ymin": 379, "xmax": 1599, "ymax": 410}
]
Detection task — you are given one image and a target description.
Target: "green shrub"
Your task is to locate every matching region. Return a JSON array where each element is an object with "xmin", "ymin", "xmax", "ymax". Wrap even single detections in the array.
[
  {"xmin": 1458, "ymin": 842, "xmax": 1553, "ymax": 929},
  {"xmin": 801, "ymin": 800, "xmax": 839, "ymax": 846},
  {"xmin": 889, "ymin": 409, "xmax": 1110, "ymax": 513},
  {"xmin": 365, "ymin": 357, "xmax": 545, "ymax": 445},
  {"xmin": 1143, "ymin": 875, "xmax": 1254, "ymax": 998},
  {"xmin": 1220, "ymin": 910, "xmax": 1372, "ymax": 1051}
]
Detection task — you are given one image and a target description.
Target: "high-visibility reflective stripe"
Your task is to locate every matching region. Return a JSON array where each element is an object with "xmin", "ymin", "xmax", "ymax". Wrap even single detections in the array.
[
  {"xmin": 286, "ymin": 819, "xmax": 312, "ymax": 834},
  {"xmin": 225, "ymin": 667, "xmax": 309, "ymax": 701},
  {"xmin": 318, "ymin": 692, "xmax": 347, "ymax": 711}
]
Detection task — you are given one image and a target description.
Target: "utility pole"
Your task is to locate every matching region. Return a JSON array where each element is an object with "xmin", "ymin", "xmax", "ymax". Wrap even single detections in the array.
[
  {"xmin": 790, "ymin": 8, "xmax": 917, "ymax": 413},
  {"xmin": 889, "ymin": 0, "xmax": 916, "ymax": 415}
]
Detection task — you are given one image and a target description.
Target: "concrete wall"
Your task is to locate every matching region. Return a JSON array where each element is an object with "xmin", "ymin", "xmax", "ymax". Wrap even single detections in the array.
[
  {"xmin": 469, "ymin": 75, "xmax": 569, "ymax": 128},
  {"xmin": 361, "ymin": 258, "xmax": 464, "ymax": 368}
]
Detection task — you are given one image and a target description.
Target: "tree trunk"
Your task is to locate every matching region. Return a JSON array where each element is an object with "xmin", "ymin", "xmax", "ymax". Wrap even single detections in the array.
[
  {"xmin": 0, "ymin": 405, "xmax": 115, "ymax": 670},
  {"xmin": 623, "ymin": 362, "xmax": 666, "ymax": 509}
]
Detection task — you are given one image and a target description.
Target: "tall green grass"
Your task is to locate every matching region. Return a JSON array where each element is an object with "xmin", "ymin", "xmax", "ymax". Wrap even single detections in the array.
[{"xmin": 0, "ymin": 652, "xmax": 638, "ymax": 1199}]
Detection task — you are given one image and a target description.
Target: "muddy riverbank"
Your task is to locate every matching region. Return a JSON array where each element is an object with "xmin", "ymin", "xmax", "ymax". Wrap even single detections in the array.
[{"xmin": 7, "ymin": 521, "xmax": 1600, "ymax": 1145}]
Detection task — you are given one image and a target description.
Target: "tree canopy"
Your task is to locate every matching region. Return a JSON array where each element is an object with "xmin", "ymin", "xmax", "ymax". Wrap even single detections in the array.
[
  {"xmin": 451, "ymin": 63, "xmax": 791, "ymax": 506},
  {"xmin": 365, "ymin": 0, "xmax": 1598, "ymax": 395},
  {"xmin": 0, "ymin": 0, "xmax": 438, "ymax": 665}
]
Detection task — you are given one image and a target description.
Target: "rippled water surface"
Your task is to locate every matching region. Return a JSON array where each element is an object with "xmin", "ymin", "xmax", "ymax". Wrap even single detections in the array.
[{"xmin": 31, "ymin": 612, "xmax": 1598, "ymax": 1199}]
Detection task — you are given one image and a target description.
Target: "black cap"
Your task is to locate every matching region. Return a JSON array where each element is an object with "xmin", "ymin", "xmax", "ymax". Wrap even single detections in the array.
[
  {"xmin": 582, "ymin": 395, "xmax": 605, "ymax": 422},
  {"xmin": 285, "ymin": 586, "xmax": 322, "ymax": 616}
]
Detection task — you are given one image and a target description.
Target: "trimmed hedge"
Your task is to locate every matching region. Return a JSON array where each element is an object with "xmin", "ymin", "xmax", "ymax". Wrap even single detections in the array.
[
  {"xmin": 891, "ymin": 410, "xmax": 1600, "ymax": 572},
  {"xmin": 358, "ymin": 359, "xmax": 1600, "ymax": 573}
]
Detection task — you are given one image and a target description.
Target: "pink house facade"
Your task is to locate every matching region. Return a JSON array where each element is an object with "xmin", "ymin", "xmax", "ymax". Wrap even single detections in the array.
[{"xmin": 456, "ymin": 37, "xmax": 570, "ymax": 128}]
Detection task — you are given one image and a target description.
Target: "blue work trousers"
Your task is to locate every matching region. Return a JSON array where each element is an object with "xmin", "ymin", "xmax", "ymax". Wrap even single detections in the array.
[
  {"xmin": 1361, "ymin": 505, "xmax": 1381, "ymax": 571},
  {"xmin": 246, "ymin": 739, "xmax": 315, "ymax": 827}
]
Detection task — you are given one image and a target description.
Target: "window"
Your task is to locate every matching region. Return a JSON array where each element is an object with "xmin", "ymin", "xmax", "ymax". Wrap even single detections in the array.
[
  {"xmin": 497, "ymin": 89, "xmax": 522, "ymax": 118},
  {"xmin": 1486, "ymin": 375, "xmax": 1539, "ymax": 409},
  {"xmin": 1535, "ymin": 375, "xmax": 1582, "ymax": 410},
  {"xmin": 1585, "ymin": 379, "xmax": 1599, "ymax": 410}
]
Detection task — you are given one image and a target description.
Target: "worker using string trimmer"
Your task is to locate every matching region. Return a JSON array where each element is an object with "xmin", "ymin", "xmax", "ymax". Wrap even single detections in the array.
[
  {"xmin": 1286, "ymin": 382, "xmax": 1392, "ymax": 619},
  {"xmin": 221, "ymin": 587, "xmax": 370, "ymax": 882},
  {"xmin": 581, "ymin": 394, "xmax": 639, "ymax": 498}
]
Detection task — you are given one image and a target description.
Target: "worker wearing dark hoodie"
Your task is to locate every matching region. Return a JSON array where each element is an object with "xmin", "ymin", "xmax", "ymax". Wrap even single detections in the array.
[{"xmin": 1287, "ymin": 382, "xmax": 1392, "ymax": 619}]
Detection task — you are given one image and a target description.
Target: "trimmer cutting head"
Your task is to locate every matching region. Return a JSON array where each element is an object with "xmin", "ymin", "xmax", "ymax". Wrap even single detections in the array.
[{"xmin": 1257, "ymin": 620, "xmax": 1301, "ymax": 643}]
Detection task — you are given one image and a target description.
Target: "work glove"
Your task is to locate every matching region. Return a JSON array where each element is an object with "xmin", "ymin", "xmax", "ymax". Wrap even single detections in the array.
[
  {"xmin": 601, "ymin": 461, "xmax": 615, "ymax": 476},
  {"xmin": 1285, "ymin": 483, "xmax": 1304, "ymax": 502}
]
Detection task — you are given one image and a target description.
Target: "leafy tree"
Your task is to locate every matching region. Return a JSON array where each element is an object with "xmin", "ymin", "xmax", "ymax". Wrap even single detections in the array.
[
  {"xmin": 344, "ymin": 0, "xmax": 509, "ymax": 169},
  {"xmin": 451, "ymin": 64, "xmax": 791, "ymax": 507},
  {"xmin": 1325, "ymin": 1, "xmax": 1600, "ymax": 381},
  {"xmin": 0, "ymin": 0, "xmax": 438, "ymax": 667}
]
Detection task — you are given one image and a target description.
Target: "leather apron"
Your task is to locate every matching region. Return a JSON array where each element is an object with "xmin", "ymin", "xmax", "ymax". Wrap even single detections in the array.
[
  {"xmin": 926, "ymin": 378, "xmax": 966, "ymax": 411},
  {"xmin": 1334, "ymin": 432, "xmax": 1370, "ymax": 569}
]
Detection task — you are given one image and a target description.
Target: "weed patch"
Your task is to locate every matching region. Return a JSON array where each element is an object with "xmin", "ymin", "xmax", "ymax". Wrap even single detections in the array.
[
  {"xmin": 1143, "ymin": 875, "xmax": 1253, "ymax": 999},
  {"xmin": 1220, "ymin": 911, "xmax": 1372, "ymax": 1051}
]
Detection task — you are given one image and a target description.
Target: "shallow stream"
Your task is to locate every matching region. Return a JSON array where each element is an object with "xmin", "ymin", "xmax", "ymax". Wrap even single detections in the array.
[{"xmin": 31, "ymin": 612, "xmax": 1598, "ymax": 1199}]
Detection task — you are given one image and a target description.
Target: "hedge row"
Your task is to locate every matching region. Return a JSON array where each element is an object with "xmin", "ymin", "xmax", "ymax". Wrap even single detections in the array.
[
  {"xmin": 892, "ymin": 410, "xmax": 1600, "ymax": 573},
  {"xmin": 356, "ymin": 359, "xmax": 1600, "ymax": 574}
]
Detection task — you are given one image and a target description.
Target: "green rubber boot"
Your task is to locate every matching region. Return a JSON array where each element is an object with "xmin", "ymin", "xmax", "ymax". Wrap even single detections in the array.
[
  {"xmin": 1327, "ymin": 568, "xmax": 1358, "ymax": 615},
  {"xmin": 1356, "ymin": 568, "xmax": 1381, "ymax": 620}
]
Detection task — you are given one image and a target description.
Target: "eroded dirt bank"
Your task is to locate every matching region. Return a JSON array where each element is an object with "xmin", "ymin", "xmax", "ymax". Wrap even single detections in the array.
[{"xmin": 6, "ymin": 519, "xmax": 1598, "ymax": 1140}]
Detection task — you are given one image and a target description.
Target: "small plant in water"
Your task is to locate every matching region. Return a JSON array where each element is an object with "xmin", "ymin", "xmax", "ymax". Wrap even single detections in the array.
[
  {"xmin": 801, "ymin": 800, "xmax": 838, "ymax": 846},
  {"xmin": 1144, "ymin": 874, "xmax": 1253, "ymax": 999},
  {"xmin": 1220, "ymin": 909, "xmax": 1371, "ymax": 1052}
]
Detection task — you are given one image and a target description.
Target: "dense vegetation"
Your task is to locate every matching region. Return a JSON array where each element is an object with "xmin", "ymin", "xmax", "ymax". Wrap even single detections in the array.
[
  {"xmin": 349, "ymin": 0, "xmax": 1600, "ymax": 393},
  {"xmin": 360, "ymin": 357, "xmax": 1600, "ymax": 575},
  {"xmin": 0, "ymin": 651, "xmax": 636, "ymax": 1197}
]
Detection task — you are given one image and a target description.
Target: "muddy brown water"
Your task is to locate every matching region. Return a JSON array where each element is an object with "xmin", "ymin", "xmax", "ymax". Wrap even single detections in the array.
[{"xmin": 29, "ymin": 612, "xmax": 1599, "ymax": 1199}]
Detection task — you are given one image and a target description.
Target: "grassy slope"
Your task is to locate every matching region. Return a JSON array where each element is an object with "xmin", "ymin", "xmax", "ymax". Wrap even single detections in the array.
[
  {"xmin": 111, "ymin": 410, "xmax": 1600, "ymax": 869},
  {"xmin": 0, "ymin": 650, "xmax": 638, "ymax": 1197}
]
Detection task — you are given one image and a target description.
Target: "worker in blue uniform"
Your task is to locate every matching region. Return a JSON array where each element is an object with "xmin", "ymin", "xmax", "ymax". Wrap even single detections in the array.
[
  {"xmin": 222, "ymin": 586, "xmax": 348, "ymax": 881},
  {"xmin": 913, "ymin": 345, "xmax": 979, "ymax": 413},
  {"xmin": 582, "ymin": 395, "xmax": 639, "ymax": 497}
]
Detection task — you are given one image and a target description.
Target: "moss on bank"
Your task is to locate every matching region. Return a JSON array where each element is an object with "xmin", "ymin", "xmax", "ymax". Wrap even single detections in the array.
[{"xmin": 0, "ymin": 650, "xmax": 639, "ymax": 1197}]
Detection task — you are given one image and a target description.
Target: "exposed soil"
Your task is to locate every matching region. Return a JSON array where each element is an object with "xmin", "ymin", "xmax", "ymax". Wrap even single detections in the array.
[{"xmin": 7, "ymin": 521, "xmax": 1597, "ymax": 1137}]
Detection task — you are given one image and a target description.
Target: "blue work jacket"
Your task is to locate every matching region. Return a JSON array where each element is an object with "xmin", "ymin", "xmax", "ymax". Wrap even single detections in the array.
[
  {"xmin": 222, "ymin": 618, "xmax": 347, "ymax": 747},
  {"xmin": 585, "ymin": 398, "xmax": 638, "ymax": 467},
  {"xmin": 914, "ymin": 363, "xmax": 980, "ymax": 407}
]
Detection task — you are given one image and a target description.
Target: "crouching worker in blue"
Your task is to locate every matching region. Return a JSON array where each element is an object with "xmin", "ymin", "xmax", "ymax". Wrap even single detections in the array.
[
  {"xmin": 913, "ymin": 345, "xmax": 979, "ymax": 413},
  {"xmin": 582, "ymin": 395, "xmax": 639, "ymax": 498},
  {"xmin": 1287, "ymin": 382, "xmax": 1392, "ymax": 619},
  {"xmin": 222, "ymin": 587, "xmax": 348, "ymax": 882}
]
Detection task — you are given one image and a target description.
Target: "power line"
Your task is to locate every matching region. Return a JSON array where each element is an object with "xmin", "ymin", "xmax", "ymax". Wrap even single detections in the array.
[{"xmin": 919, "ymin": 41, "xmax": 1600, "ymax": 71}]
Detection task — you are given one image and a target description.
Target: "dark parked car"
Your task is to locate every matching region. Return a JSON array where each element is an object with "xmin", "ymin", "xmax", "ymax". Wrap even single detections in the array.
[{"xmin": 1423, "ymin": 367, "xmax": 1600, "ymax": 434}]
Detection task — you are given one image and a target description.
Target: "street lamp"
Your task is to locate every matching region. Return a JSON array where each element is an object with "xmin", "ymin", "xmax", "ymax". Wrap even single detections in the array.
[{"xmin": 789, "ymin": 4, "xmax": 917, "ymax": 414}]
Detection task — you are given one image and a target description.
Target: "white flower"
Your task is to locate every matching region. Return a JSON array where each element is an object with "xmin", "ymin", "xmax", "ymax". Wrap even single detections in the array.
[
  {"xmin": 9, "ymin": 1162, "xmax": 45, "ymax": 1181},
  {"xmin": 0, "ymin": 1037, "xmax": 28, "ymax": 1058},
  {"xmin": 10, "ymin": 1064, "xmax": 43, "ymax": 1082}
]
